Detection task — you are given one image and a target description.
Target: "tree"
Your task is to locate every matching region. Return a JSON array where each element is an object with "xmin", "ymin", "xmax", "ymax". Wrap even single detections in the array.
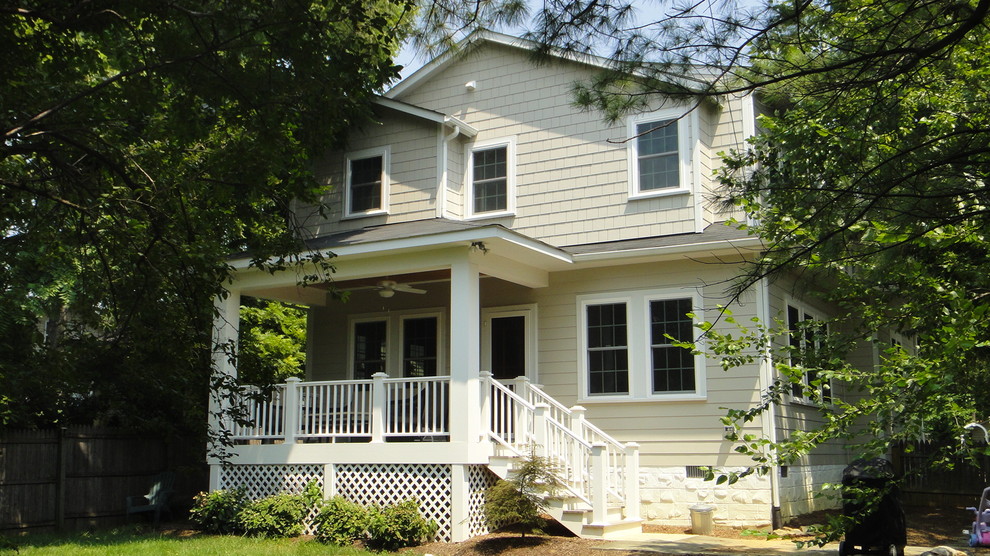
[
  {"xmin": 419, "ymin": 0, "xmax": 990, "ymax": 531},
  {"xmin": 238, "ymin": 298, "xmax": 307, "ymax": 386},
  {"xmin": 0, "ymin": 1, "xmax": 412, "ymax": 435}
]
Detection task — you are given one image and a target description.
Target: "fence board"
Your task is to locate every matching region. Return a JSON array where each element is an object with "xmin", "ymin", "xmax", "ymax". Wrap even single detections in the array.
[
  {"xmin": 892, "ymin": 440, "xmax": 990, "ymax": 507},
  {"xmin": 0, "ymin": 426, "xmax": 206, "ymax": 532}
]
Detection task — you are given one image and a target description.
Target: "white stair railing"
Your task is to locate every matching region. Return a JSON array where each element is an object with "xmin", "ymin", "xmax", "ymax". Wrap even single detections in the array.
[{"xmin": 482, "ymin": 373, "xmax": 640, "ymax": 521}]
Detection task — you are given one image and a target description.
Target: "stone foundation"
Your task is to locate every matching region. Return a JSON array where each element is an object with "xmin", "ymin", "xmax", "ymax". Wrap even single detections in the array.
[
  {"xmin": 638, "ymin": 466, "xmax": 774, "ymax": 526},
  {"xmin": 778, "ymin": 464, "xmax": 844, "ymax": 518}
]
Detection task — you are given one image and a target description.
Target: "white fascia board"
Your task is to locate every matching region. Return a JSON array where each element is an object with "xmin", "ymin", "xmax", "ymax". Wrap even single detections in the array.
[
  {"xmin": 228, "ymin": 226, "xmax": 572, "ymax": 270},
  {"xmin": 388, "ymin": 30, "xmax": 709, "ymax": 99},
  {"xmin": 371, "ymin": 97, "xmax": 477, "ymax": 137},
  {"xmin": 570, "ymin": 236, "xmax": 764, "ymax": 265}
]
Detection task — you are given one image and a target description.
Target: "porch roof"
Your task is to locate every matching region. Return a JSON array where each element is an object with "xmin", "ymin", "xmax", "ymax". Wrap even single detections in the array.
[
  {"xmin": 302, "ymin": 218, "xmax": 570, "ymax": 267},
  {"xmin": 562, "ymin": 221, "xmax": 762, "ymax": 263}
]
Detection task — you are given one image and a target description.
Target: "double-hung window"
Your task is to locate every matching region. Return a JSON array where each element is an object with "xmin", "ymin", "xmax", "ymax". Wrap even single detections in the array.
[
  {"xmin": 345, "ymin": 147, "xmax": 389, "ymax": 217},
  {"xmin": 586, "ymin": 303, "xmax": 630, "ymax": 395},
  {"xmin": 786, "ymin": 303, "xmax": 831, "ymax": 402},
  {"xmin": 468, "ymin": 138, "xmax": 515, "ymax": 217},
  {"xmin": 627, "ymin": 108, "xmax": 695, "ymax": 199},
  {"xmin": 579, "ymin": 290, "xmax": 705, "ymax": 401},
  {"xmin": 650, "ymin": 298, "xmax": 696, "ymax": 393}
]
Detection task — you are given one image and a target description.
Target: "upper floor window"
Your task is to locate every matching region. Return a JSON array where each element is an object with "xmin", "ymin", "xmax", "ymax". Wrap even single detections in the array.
[
  {"xmin": 467, "ymin": 137, "xmax": 515, "ymax": 218},
  {"xmin": 627, "ymin": 108, "xmax": 694, "ymax": 199},
  {"xmin": 345, "ymin": 147, "xmax": 389, "ymax": 217}
]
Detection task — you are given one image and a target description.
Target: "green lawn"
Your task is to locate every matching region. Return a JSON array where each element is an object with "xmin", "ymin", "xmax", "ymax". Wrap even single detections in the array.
[{"xmin": 0, "ymin": 528, "xmax": 388, "ymax": 555}]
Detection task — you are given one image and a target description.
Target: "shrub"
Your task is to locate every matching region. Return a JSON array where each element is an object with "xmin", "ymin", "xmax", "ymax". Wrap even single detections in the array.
[
  {"xmin": 237, "ymin": 492, "xmax": 308, "ymax": 538},
  {"xmin": 312, "ymin": 496, "xmax": 369, "ymax": 545},
  {"xmin": 366, "ymin": 499, "xmax": 437, "ymax": 550},
  {"xmin": 483, "ymin": 450, "xmax": 562, "ymax": 536},
  {"xmin": 189, "ymin": 489, "xmax": 247, "ymax": 534}
]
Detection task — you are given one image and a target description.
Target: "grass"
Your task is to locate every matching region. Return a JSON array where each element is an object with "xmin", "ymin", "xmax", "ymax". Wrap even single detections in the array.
[{"xmin": 0, "ymin": 527, "xmax": 388, "ymax": 555}]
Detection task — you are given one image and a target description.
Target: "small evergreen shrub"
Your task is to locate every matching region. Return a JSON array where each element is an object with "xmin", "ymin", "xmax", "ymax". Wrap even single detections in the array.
[
  {"xmin": 312, "ymin": 496, "xmax": 369, "ymax": 545},
  {"xmin": 189, "ymin": 489, "xmax": 247, "ymax": 534},
  {"xmin": 366, "ymin": 499, "xmax": 437, "ymax": 550},
  {"xmin": 483, "ymin": 449, "xmax": 562, "ymax": 536},
  {"xmin": 237, "ymin": 492, "xmax": 308, "ymax": 538}
]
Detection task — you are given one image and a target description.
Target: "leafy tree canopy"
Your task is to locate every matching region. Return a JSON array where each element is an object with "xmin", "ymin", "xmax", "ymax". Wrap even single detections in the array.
[
  {"xmin": 0, "ymin": 0, "xmax": 412, "ymax": 433},
  {"xmin": 420, "ymin": 0, "xmax": 990, "ymax": 507}
]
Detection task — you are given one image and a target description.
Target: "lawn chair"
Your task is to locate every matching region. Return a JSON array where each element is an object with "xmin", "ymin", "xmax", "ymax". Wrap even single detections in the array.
[{"xmin": 125, "ymin": 471, "xmax": 175, "ymax": 526}]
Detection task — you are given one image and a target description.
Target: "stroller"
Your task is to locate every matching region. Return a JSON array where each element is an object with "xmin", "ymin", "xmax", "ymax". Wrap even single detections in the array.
[
  {"xmin": 967, "ymin": 486, "xmax": 990, "ymax": 547},
  {"xmin": 838, "ymin": 458, "xmax": 907, "ymax": 556}
]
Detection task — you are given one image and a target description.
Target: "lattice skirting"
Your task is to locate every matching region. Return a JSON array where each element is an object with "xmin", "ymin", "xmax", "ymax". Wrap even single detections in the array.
[
  {"xmin": 217, "ymin": 463, "xmax": 496, "ymax": 541},
  {"xmin": 466, "ymin": 465, "xmax": 500, "ymax": 538},
  {"xmin": 335, "ymin": 463, "xmax": 453, "ymax": 542},
  {"xmin": 218, "ymin": 464, "xmax": 325, "ymax": 534}
]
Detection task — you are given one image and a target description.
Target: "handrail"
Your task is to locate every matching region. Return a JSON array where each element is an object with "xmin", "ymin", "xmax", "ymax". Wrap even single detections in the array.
[{"xmin": 484, "ymin": 374, "xmax": 632, "ymax": 516}]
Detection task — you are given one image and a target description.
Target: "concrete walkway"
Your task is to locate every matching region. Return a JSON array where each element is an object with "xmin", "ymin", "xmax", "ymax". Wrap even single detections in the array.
[{"xmin": 593, "ymin": 531, "xmax": 968, "ymax": 555}]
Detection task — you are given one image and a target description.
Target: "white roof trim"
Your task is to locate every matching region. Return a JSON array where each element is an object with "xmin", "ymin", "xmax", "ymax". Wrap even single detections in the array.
[
  {"xmin": 228, "ymin": 225, "xmax": 572, "ymax": 269},
  {"xmin": 571, "ymin": 236, "xmax": 763, "ymax": 262},
  {"xmin": 386, "ymin": 30, "xmax": 709, "ymax": 99},
  {"xmin": 372, "ymin": 97, "xmax": 477, "ymax": 137}
]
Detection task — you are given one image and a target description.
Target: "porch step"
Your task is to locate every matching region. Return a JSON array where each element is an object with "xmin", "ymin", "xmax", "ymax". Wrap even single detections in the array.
[
  {"xmin": 578, "ymin": 518, "xmax": 644, "ymax": 539},
  {"xmin": 487, "ymin": 454, "xmax": 638, "ymax": 540}
]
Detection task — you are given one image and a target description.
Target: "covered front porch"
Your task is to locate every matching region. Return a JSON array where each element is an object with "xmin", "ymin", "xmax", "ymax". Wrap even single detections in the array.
[{"xmin": 208, "ymin": 220, "xmax": 641, "ymax": 541}]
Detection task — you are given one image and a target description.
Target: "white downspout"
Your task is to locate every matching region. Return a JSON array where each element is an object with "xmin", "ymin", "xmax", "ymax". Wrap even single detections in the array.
[
  {"xmin": 756, "ymin": 276, "xmax": 782, "ymax": 527},
  {"xmin": 437, "ymin": 124, "xmax": 460, "ymax": 219}
]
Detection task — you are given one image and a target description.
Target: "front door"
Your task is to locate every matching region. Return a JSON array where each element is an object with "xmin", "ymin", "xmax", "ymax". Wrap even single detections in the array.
[{"xmin": 482, "ymin": 306, "xmax": 535, "ymax": 381}]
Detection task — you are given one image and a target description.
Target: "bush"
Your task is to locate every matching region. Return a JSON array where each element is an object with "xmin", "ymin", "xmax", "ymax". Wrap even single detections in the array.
[
  {"xmin": 312, "ymin": 496, "xmax": 368, "ymax": 545},
  {"xmin": 366, "ymin": 499, "xmax": 437, "ymax": 550},
  {"xmin": 237, "ymin": 492, "xmax": 308, "ymax": 538},
  {"xmin": 483, "ymin": 450, "xmax": 562, "ymax": 536},
  {"xmin": 189, "ymin": 489, "xmax": 247, "ymax": 534}
]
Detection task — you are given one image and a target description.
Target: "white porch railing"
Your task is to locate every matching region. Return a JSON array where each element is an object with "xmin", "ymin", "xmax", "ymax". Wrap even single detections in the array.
[
  {"xmin": 482, "ymin": 373, "xmax": 640, "ymax": 522},
  {"xmin": 230, "ymin": 374, "xmax": 450, "ymax": 443}
]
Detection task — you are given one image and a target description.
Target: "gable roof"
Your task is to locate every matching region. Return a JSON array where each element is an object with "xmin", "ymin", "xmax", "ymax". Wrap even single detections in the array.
[{"xmin": 386, "ymin": 30, "xmax": 712, "ymax": 101}]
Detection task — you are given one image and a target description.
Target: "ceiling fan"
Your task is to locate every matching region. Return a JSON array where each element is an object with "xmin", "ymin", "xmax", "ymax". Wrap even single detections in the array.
[{"xmin": 375, "ymin": 280, "xmax": 426, "ymax": 298}]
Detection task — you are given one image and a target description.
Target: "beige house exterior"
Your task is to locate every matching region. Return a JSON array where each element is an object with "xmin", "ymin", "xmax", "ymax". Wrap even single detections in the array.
[{"xmin": 210, "ymin": 32, "xmax": 868, "ymax": 541}]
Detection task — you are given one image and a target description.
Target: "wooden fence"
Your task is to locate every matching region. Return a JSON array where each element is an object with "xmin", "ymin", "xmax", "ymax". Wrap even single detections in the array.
[
  {"xmin": 0, "ymin": 426, "xmax": 206, "ymax": 532},
  {"xmin": 892, "ymin": 441, "xmax": 990, "ymax": 507}
]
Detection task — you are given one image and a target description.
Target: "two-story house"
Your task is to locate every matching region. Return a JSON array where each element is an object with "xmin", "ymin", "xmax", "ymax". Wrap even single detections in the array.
[{"xmin": 210, "ymin": 31, "xmax": 866, "ymax": 542}]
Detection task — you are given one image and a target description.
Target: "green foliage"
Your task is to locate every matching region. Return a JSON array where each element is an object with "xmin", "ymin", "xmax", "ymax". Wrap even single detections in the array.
[
  {"xmin": 237, "ymin": 493, "xmax": 309, "ymax": 539},
  {"xmin": 189, "ymin": 489, "xmax": 248, "ymax": 535},
  {"xmin": 238, "ymin": 298, "xmax": 308, "ymax": 386},
  {"xmin": 312, "ymin": 497, "xmax": 369, "ymax": 546},
  {"xmin": 483, "ymin": 450, "xmax": 562, "ymax": 536},
  {"xmin": 365, "ymin": 499, "xmax": 437, "ymax": 551},
  {"xmin": 0, "ymin": 0, "xmax": 410, "ymax": 440}
]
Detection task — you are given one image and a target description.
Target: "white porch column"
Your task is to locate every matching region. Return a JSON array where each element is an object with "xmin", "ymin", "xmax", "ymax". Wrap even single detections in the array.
[
  {"xmin": 209, "ymin": 289, "xmax": 240, "ymax": 490},
  {"xmin": 449, "ymin": 257, "xmax": 481, "ymax": 444}
]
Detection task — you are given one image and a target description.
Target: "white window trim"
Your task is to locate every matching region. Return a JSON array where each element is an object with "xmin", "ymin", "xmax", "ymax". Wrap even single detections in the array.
[
  {"xmin": 347, "ymin": 315, "xmax": 389, "ymax": 379},
  {"xmin": 465, "ymin": 136, "xmax": 516, "ymax": 219},
  {"xmin": 577, "ymin": 288, "xmax": 706, "ymax": 403},
  {"xmin": 343, "ymin": 145, "xmax": 390, "ymax": 219},
  {"xmin": 398, "ymin": 310, "xmax": 446, "ymax": 377},
  {"xmin": 643, "ymin": 291, "xmax": 707, "ymax": 400},
  {"xmin": 347, "ymin": 309, "xmax": 445, "ymax": 378},
  {"xmin": 784, "ymin": 299, "xmax": 830, "ymax": 405},
  {"xmin": 626, "ymin": 107, "xmax": 695, "ymax": 200},
  {"xmin": 481, "ymin": 304, "xmax": 538, "ymax": 382}
]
